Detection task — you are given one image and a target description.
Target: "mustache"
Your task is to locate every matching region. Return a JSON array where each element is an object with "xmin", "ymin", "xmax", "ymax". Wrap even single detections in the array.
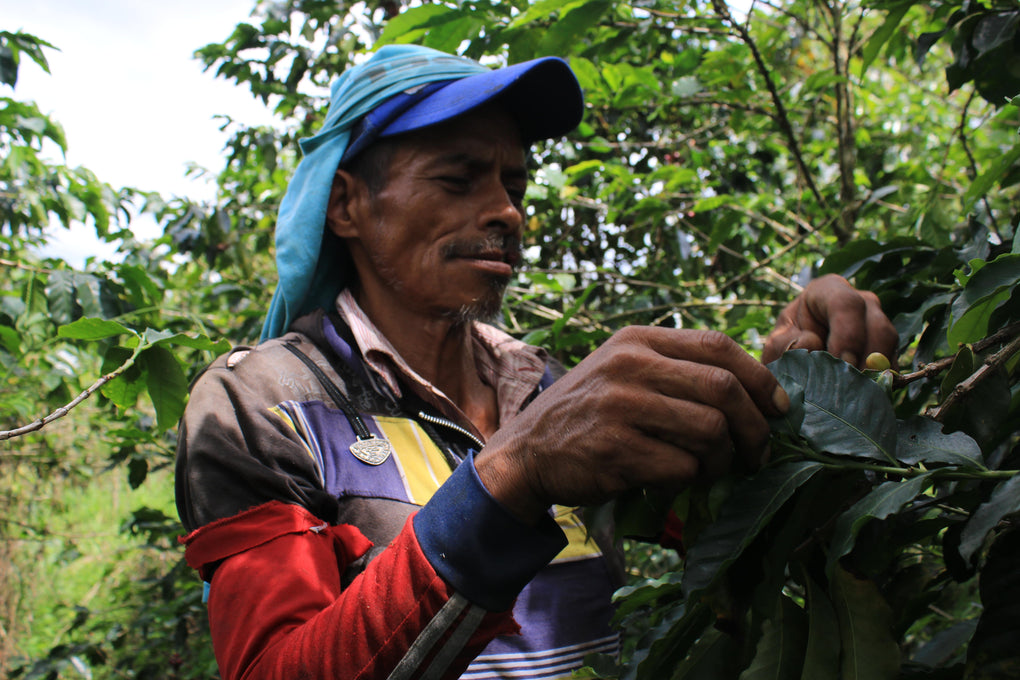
[{"xmin": 441, "ymin": 233, "xmax": 523, "ymax": 264}]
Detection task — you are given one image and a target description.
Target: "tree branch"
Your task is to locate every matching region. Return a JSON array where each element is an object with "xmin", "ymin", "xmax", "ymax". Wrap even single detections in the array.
[
  {"xmin": 956, "ymin": 90, "xmax": 1002, "ymax": 239},
  {"xmin": 0, "ymin": 257, "xmax": 54, "ymax": 274},
  {"xmin": 0, "ymin": 352, "xmax": 140, "ymax": 443},
  {"xmin": 680, "ymin": 220, "xmax": 808, "ymax": 293},
  {"xmin": 829, "ymin": 0, "xmax": 858, "ymax": 243},
  {"xmin": 893, "ymin": 320, "xmax": 1020, "ymax": 388},
  {"xmin": 710, "ymin": 0, "xmax": 829, "ymax": 220},
  {"xmin": 929, "ymin": 331, "xmax": 1020, "ymax": 423}
]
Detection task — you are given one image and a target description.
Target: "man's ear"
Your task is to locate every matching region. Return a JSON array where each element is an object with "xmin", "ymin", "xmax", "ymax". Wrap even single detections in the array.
[{"xmin": 325, "ymin": 168, "xmax": 366, "ymax": 238}]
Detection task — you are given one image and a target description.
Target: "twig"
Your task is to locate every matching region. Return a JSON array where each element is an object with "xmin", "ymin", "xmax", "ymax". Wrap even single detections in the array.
[
  {"xmin": 929, "ymin": 332, "xmax": 1020, "ymax": 422},
  {"xmin": 504, "ymin": 290, "xmax": 614, "ymax": 334},
  {"xmin": 680, "ymin": 221, "xmax": 807, "ymax": 293},
  {"xmin": 957, "ymin": 91, "xmax": 1002, "ymax": 239},
  {"xmin": 710, "ymin": 0, "xmax": 830, "ymax": 219},
  {"xmin": 0, "ymin": 258, "xmax": 54, "ymax": 274},
  {"xmin": 0, "ymin": 354, "xmax": 140, "ymax": 442},
  {"xmin": 894, "ymin": 320, "xmax": 1020, "ymax": 387},
  {"xmin": 830, "ymin": 0, "xmax": 859, "ymax": 243},
  {"xmin": 717, "ymin": 226, "xmax": 815, "ymax": 294}
]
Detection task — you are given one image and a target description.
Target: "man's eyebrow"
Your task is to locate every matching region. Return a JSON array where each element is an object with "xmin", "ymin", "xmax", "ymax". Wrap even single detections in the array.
[{"xmin": 429, "ymin": 152, "xmax": 529, "ymax": 180}]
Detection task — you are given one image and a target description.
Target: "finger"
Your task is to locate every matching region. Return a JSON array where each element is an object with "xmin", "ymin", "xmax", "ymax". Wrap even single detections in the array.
[
  {"xmin": 763, "ymin": 328, "xmax": 825, "ymax": 363},
  {"xmin": 862, "ymin": 291, "xmax": 899, "ymax": 367},
  {"xmin": 636, "ymin": 327, "xmax": 788, "ymax": 418},
  {"xmin": 632, "ymin": 359, "xmax": 772, "ymax": 471},
  {"xmin": 638, "ymin": 397, "xmax": 732, "ymax": 478},
  {"xmin": 804, "ymin": 276, "xmax": 869, "ymax": 366},
  {"xmin": 625, "ymin": 433, "xmax": 704, "ymax": 489}
]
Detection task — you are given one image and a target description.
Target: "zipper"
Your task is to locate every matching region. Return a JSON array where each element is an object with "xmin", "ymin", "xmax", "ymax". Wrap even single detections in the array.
[{"xmin": 417, "ymin": 410, "xmax": 485, "ymax": 451}]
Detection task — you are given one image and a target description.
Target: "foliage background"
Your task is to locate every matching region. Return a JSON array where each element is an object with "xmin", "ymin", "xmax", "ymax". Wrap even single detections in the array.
[{"xmin": 1, "ymin": 0, "xmax": 1018, "ymax": 677}]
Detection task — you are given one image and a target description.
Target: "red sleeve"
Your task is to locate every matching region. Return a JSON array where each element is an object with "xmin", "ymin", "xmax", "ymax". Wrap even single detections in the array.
[{"xmin": 180, "ymin": 501, "xmax": 518, "ymax": 680}]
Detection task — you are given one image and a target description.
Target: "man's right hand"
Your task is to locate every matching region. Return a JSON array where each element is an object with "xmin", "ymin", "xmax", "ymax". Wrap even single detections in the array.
[{"xmin": 475, "ymin": 326, "xmax": 789, "ymax": 523}]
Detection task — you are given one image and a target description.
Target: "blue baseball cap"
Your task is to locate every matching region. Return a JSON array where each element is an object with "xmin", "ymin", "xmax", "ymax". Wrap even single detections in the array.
[{"xmin": 341, "ymin": 56, "xmax": 583, "ymax": 164}]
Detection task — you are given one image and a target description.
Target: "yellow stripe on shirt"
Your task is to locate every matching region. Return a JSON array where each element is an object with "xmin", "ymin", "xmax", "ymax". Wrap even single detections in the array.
[{"xmin": 373, "ymin": 416, "xmax": 454, "ymax": 505}]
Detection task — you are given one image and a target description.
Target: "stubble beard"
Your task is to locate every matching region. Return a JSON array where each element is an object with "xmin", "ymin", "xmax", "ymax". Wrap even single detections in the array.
[
  {"xmin": 370, "ymin": 233, "xmax": 522, "ymax": 327},
  {"xmin": 441, "ymin": 232, "xmax": 521, "ymax": 325}
]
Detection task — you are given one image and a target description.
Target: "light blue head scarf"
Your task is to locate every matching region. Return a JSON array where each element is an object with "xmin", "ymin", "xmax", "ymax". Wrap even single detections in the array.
[{"xmin": 260, "ymin": 45, "xmax": 489, "ymax": 341}]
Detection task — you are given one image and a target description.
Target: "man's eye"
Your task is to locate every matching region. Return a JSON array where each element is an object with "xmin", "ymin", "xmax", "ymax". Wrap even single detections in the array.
[
  {"xmin": 507, "ymin": 187, "xmax": 526, "ymax": 203},
  {"xmin": 438, "ymin": 176, "xmax": 470, "ymax": 190}
]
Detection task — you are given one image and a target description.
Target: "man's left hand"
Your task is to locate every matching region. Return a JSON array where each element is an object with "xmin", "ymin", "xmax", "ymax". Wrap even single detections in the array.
[{"xmin": 762, "ymin": 274, "xmax": 898, "ymax": 369}]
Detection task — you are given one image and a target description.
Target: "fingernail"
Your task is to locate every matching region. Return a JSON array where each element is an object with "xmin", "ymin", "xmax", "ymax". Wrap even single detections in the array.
[
  {"xmin": 772, "ymin": 385, "xmax": 790, "ymax": 413},
  {"xmin": 840, "ymin": 351, "xmax": 858, "ymax": 367}
]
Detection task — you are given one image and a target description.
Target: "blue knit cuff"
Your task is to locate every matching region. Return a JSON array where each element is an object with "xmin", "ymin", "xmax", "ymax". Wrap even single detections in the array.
[{"xmin": 413, "ymin": 453, "xmax": 567, "ymax": 612}]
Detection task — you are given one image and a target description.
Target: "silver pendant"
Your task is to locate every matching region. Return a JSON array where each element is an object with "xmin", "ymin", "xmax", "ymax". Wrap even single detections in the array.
[{"xmin": 349, "ymin": 436, "xmax": 393, "ymax": 465}]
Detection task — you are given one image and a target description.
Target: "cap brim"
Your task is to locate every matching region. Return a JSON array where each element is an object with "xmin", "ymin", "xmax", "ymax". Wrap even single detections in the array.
[{"xmin": 378, "ymin": 57, "xmax": 583, "ymax": 143}]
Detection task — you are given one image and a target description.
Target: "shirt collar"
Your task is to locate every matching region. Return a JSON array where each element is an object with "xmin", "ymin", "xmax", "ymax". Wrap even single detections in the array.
[{"xmin": 335, "ymin": 289, "xmax": 548, "ymax": 432}]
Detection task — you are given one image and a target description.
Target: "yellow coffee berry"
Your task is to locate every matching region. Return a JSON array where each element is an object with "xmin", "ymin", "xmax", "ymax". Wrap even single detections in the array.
[{"xmin": 865, "ymin": 352, "xmax": 891, "ymax": 371}]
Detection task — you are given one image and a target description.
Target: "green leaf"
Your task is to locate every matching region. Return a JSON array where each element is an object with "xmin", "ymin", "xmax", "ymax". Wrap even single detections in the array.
[
  {"xmin": 611, "ymin": 572, "xmax": 684, "ymax": 623},
  {"xmin": 0, "ymin": 324, "xmax": 19, "ymax": 353},
  {"xmin": 0, "ymin": 44, "xmax": 16, "ymax": 87},
  {"xmin": 100, "ymin": 345, "xmax": 144, "ymax": 409},
  {"xmin": 739, "ymin": 596, "xmax": 807, "ymax": 680},
  {"xmin": 670, "ymin": 627, "xmax": 741, "ymax": 679},
  {"xmin": 508, "ymin": 0, "xmax": 582, "ymax": 28},
  {"xmin": 965, "ymin": 528, "xmax": 1020, "ymax": 678},
  {"xmin": 127, "ymin": 457, "xmax": 148, "ymax": 489},
  {"xmin": 958, "ymin": 474, "xmax": 1020, "ymax": 564},
  {"xmin": 895, "ymin": 416, "xmax": 983, "ymax": 468},
  {"xmin": 568, "ymin": 56, "xmax": 604, "ymax": 97},
  {"xmin": 538, "ymin": 0, "xmax": 611, "ymax": 55},
  {"xmin": 691, "ymin": 194, "xmax": 731, "ymax": 214},
  {"xmin": 682, "ymin": 461, "xmax": 825, "ymax": 599},
  {"xmin": 768, "ymin": 351, "xmax": 898, "ymax": 464},
  {"xmin": 375, "ymin": 4, "xmax": 459, "ymax": 45},
  {"xmin": 830, "ymin": 566, "xmax": 900, "ymax": 680},
  {"xmin": 612, "ymin": 487, "xmax": 675, "ymax": 540},
  {"xmin": 551, "ymin": 283, "xmax": 596, "ymax": 336},
  {"xmin": 45, "ymin": 270, "xmax": 75, "ymax": 326},
  {"xmin": 940, "ymin": 365, "xmax": 1011, "ymax": 448},
  {"xmin": 940, "ymin": 345, "xmax": 975, "ymax": 401},
  {"xmin": 140, "ymin": 328, "xmax": 176, "ymax": 348},
  {"xmin": 948, "ymin": 254, "xmax": 1020, "ymax": 347},
  {"xmin": 140, "ymin": 346, "xmax": 188, "ymax": 432},
  {"xmin": 58, "ymin": 317, "xmax": 132, "ymax": 341},
  {"xmin": 963, "ymin": 143, "xmax": 1020, "ymax": 211},
  {"xmin": 860, "ymin": 2, "xmax": 912, "ymax": 74},
  {"xmin": 143, "ymin": 331, "xmax": 230, "ymax": 353},
  {"xmin": 627, "ymin": 602, "xmax": 714, "ymax": 680},
  {"xmin": 910, "ymin": 619, "xmax": 976, "ymax": 667},
  {"xmin": 72, "ymin": 273, "xmax": 101, "ymax": 318},
  {"xmin": 800, "ymin": 569, "xmax": 840, "ymax": 680},
  {"xmin": 827, "ymin": 472, "xmax": 939, "ymax": 575}
]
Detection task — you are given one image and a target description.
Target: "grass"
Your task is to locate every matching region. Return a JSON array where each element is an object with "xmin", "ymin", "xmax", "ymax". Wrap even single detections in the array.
[{"xmin": 2, "ymin": 418, "xmax": 181, "ymax": 675}]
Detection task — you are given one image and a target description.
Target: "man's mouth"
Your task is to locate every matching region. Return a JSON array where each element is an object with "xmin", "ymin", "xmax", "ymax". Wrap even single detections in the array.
[
  {"xmin": 471, "ymin": 249, "xmax": 521, "ymax": 268},
  {"xmin": 446, "ymin": 237, "xmax": 523, "ymax": 271}
]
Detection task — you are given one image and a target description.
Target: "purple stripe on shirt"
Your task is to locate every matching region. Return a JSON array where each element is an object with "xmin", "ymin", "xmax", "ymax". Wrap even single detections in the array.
[
  {"xmin": 478, "ymin": 556, "xmax": 617, "ymax": 656},
  {"xmin": 281, "ymin": 400, "xmax": 411, "ymax": 503}
]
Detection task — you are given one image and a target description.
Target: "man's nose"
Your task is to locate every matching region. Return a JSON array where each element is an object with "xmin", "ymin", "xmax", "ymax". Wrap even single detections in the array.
[{"xmin": 481, "ymin": 182, "xmax": 524, "ymax": 233}]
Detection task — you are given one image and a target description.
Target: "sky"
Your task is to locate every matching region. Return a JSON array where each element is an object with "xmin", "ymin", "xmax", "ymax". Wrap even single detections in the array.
[{"xmin": 6, "ymin": 0, "xmax": 280, "ymax": 263}]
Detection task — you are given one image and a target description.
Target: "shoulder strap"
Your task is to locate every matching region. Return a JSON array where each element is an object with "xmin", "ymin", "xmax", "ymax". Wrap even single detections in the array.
[{"xmin": 281, "ymin": 341, "xmax": 374, "ymax": 441}]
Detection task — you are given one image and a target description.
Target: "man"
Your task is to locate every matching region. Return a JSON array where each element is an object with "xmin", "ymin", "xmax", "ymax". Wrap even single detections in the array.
[{"xmin": 175, "ymin": 45, "xmax": 897, "ymax": 680}]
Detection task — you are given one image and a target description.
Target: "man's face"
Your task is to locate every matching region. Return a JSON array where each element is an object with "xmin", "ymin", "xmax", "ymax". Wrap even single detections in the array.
[{"xmin": 338, "ymin": 106, "xmax": 528, "ymax": 325}]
